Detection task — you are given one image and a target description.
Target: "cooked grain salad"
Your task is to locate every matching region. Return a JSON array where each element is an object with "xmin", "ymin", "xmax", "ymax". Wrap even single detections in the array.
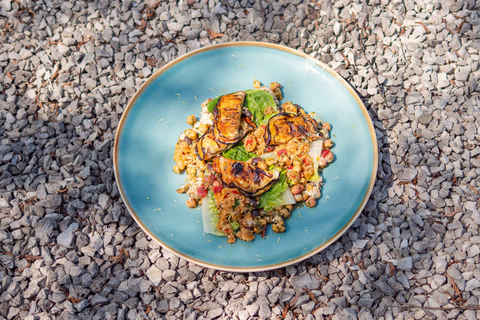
[{"xmin": 173, "ymin": 80, "xmax": 334, "ymax": 244}]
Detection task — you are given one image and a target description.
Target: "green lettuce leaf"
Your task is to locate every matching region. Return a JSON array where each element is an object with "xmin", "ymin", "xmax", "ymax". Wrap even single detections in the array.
[
  {"xmin": 307, "ymin": 140, "xmax": 323, "ymax": 182},
  {"xmin": 244, "ymin": 90, "xmax": 278, "ymax": 125},
  {"xmin": 206, "ymin": 96, "xmax": 221, "ymax": 113},
  {"xmin": 222, "ymin": 145, "xmax": 257, "ymax": 161},
  {"xmin": 257, "ymin": 170, "xmax": 293, "ymax": 212},
  {"xmin": 202, "ymin": 191, "xmax": 224, "ymax": 236}
]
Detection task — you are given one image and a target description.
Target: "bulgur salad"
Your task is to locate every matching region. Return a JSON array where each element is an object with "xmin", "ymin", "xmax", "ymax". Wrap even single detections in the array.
[{"xmin": 173, "ymin": 80, "xmax": 335, "ymax": 244}]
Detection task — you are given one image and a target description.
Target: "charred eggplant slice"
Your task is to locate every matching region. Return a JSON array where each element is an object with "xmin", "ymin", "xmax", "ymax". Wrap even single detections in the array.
[
  {"xmin": 213, "ymin": 156, "xmax": 279, "ymax": 196},
  {"xmin": 195, "ymin": 117, "xmax": 256, "ymax": 161},
  {"xmin": 213, "ymin": 91, "xmax": 246, "ymax": 144},
  {"xmin": 195, "ymin": 129, "xmax": 231, "ymax": 161},
  {"xmin": 265, "ymin": 112, "xmax": 321, "ymax": 146}
]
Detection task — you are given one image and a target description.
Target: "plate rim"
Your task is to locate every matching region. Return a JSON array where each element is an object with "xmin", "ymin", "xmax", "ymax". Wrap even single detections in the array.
[{"xmin": 113, "ymin": 41, "xmax": 378, "ymax": 272}]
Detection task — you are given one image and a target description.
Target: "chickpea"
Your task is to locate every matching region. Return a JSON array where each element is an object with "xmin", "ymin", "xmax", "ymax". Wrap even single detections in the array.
[
  {"xmin": 286, "ymin": 171, "xmax": 300, "ymax": 185},
  {"xmin": 282, "ymin": 101, "xmax": 297, "ymax": 114},
  {"xmin": 272, "ymin": 213, "xmax": 282, "ymax": 224},
  {"xmin": 186, "ymin": 115, "xmax": 197, "ymax": 126},
  {"xmin": 264, "ymin": 215, "xmax": 273, "ymax": 224},
  {"xmin": 302, "ymin": 192, "xmax": 309, "ymax": 201},
  {"xmin": 279, "ymin": 208, "xmax": 291, "ymax": 219},
  {"xmin": 293, "ymin": 165, "xmax": 302, "ymax": 173},
  {"xmin": 270, "ymin": 82, "xmax": 282, "ymax": 91},
  {"xmin": 318, "ymin": 157, "xmax": 328, "ymax": 169},
  {"xmin": 303, "ymin": 168, "xmax": 314, "ymax": 179},
  {"xmin": 322, "ymin": 122, "xmax": 331, "ymax": 131},
  {"xmin": 185, "ymin": 129, "xmax": 197, "ymax": 140},
  {"xmin": 254, "ymin": 218, "xmax": 267, "ymax": 234},
  {"xmin": 306, "ymin": 184, "xmax": 321, "ymax": 199},
  {"xmin": 196, "ymin": 123, "xmax": 209, "ymax": 134},
  {"xmin": 186, "ymin": 167, "xmax": 196, "ymax": 175},
  {"xmin": 291, "ymin": 184, "xmax": 304, "ymax": 195},
  {"xmin": 292, "ymin": 158, "xmax": 302, "ymax": 166},
  {"xmin": 305, "ymin": 198, "xmax": 316, "ymax": 208},
  {"xmin": 284, "ymin": 158, "xmax": 292, "ymax": 167},
  {"xmin": 323, "ymin": 139, "xmax": 334, "ymax": 148},
  {"xmin": 176, "ymin": 160, "xmax": 186, "ymax": 170},
  {"xmin": 270, "ymin": 82, "xmax": 283, "ymax": 100},
  {"xmin": 324, "ymin": 151, "xmax": 335, "ymax": 163},
  {"xmin": 272, "ymin": 221, "xmax": 286, "ymax": 233},
  {"xmin": 173, "ymin": 165, "xmax": 183, "ymax": 174},
  {"xmin": 186, "ymin": 197, "xmax": 197, "ymax": 208},
  {"xmin": 294, "ymin": 194, "xmax": 303, "ymax": 202}
]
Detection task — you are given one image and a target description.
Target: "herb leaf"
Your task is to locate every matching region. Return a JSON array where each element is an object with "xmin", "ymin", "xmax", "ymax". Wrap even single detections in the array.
[
  {"xmin": 222, "ymin": 145, "xmax": 257, "ymax": 161},
  {"xmin": 207, "ymin": 96, "xmax": 221, "ymax": 113},
  {"xmin": 257, "ymin": 171, "xmax": 293, "ymax": 212},
  {"xmin": 244, "ymin": 90, "xmax": 278, "ymax": 125}
]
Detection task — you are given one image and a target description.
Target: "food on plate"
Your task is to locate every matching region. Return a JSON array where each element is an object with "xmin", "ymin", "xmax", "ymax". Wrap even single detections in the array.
[
  {"xmin": 212, "ymin": 91, "xmax": 247, "ymax": 143},
  {"xmin": 172, "ymin": 80, "xmax": 334, "ymax": 243},
  {"xmin": 212, "ymin": 156, "xmax": 280, "ymax": 197},
  {"xmin": 265, "ymin": 112, "xmax": 321, "ymax": 146}
]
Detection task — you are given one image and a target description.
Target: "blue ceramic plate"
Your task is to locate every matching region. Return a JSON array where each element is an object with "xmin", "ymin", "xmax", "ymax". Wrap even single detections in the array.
[{"xmin": 114, "ymin": 42, "xmax": 378, "ymax": 272}]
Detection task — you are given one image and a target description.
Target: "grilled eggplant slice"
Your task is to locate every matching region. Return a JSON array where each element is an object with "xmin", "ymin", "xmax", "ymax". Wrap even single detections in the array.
[
  {"xmin": 265, "ymin": 112, "xmax": 321, "ymax": 146},
  {"xmin": 195, "ymin": 116, "xmax": 256, "ymax": 161},
  {"xmin": 213, "ymin": 156, "xmax": 280, "ymax": 196},
  {"xmin": 213, "ymin": 91, "xmax": 246, "ymax": 144},
  {"xmin": 195, "ymin": 129, "xmax": 231, "ymax": 161}
]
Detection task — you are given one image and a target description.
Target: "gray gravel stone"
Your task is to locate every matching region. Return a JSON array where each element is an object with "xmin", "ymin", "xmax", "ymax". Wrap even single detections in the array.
[
  {"xmin": 397, "ymin": 257, "xmax": 413, "ymax": 271},
  {"xmin": 465, "ymin": 279, "xmax": 480, "ymax": 292},
  {"xmin": 57, "ymin": 223, "xmax": 78, "ymax": 248},
  {"xmin": 146, "ymin": 265, "xmax": 162, "ymax": 286},
  {"xmin": 290, "ymin": 273, "xmax": 320, "ymax": 289},
  {"xmin": 35, "ymin": 218, "xmax": 57, "ymax": 244}
]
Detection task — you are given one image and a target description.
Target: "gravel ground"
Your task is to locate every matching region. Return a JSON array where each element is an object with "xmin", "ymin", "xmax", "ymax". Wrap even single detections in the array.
[{"xmin": 1, "ymin": 0, "xmax": 480, "ymax": 319}]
